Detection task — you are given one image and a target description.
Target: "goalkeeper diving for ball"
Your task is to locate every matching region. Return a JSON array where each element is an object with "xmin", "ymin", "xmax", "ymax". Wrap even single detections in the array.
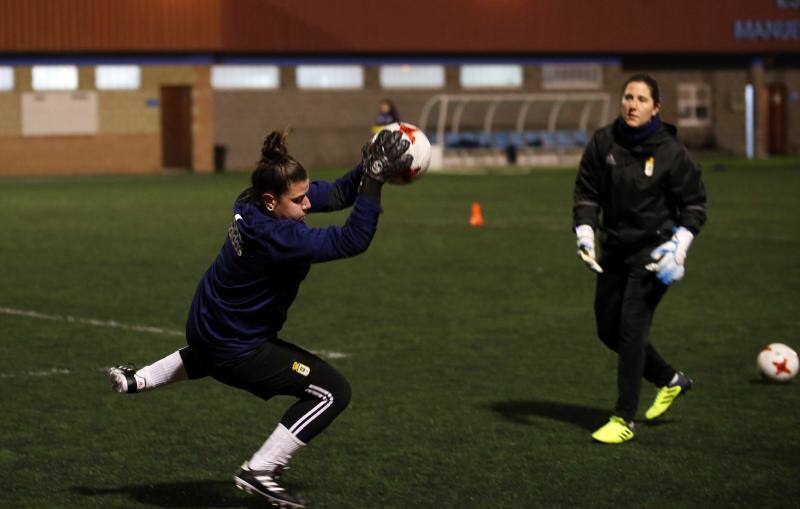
[
  {"xmin": 572, "ymin": 74, "xmax": 707, "ymax": 444},
  {"xmin": 109, "ymin": 129, "xmax": 411, "ymax": 508}
]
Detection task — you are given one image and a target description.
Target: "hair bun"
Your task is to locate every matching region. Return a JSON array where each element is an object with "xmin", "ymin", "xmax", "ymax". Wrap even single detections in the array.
[{"xmin": 261, "ymin": 130, "xmax": 289, "ymax": 162}]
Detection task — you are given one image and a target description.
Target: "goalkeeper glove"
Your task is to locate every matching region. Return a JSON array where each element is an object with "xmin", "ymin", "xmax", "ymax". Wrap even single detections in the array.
[
  {"xmin": 646, "ymin": 226, "xmax": 694, "ymax": 285},
  {"xmin": 361, "ymin": 130, "xmax": 412, "ymax": 184},
  {"xmin": 575, "ymin": 224, "xmax": 603, "ymax": 274}
]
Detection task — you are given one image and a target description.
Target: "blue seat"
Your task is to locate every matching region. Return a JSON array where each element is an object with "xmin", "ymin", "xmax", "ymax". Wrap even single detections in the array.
[
  {"xmin": 524, "ymin": 131, "xmax": 542, "ymax": 147},
  {"xmin": 539, "ymin": 130, "xmax": 557, "ymax": 148},
  {"xmin": 509, "ymin": 132, "xmax": 526, "ymax": 148},
  {"xmin": 573, "ymin": 130, "xmax": 589, "ymax": 146},
  {"xmin": 556, "ymin": 131, "xmax": 574, "ymax": 147},
  {"xmin": 492, "ymin": 131, "xmax": 510, "ymax": 148},
  {"xmin": 458, "ymin": 132, "xmax": 482, "ymax": 148},
  {"xmin": 444, "ymin": 132, "xmax": 462, "ymax": 148}
]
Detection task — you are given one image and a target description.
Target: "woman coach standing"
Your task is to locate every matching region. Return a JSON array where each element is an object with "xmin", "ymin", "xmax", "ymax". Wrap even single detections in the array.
[
  {"xmin": 109, "ymin": 129, "xmax": 412, "ymax": 507},
  {"xmin": 572, "ymin": 74, "xmax": 707, "ymax": 444}
]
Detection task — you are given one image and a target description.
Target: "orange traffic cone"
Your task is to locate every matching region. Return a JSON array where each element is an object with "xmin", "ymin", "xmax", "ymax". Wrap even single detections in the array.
[{"xmin": 469, "ymin": 202, "xmax": 484, "ymax": 227}]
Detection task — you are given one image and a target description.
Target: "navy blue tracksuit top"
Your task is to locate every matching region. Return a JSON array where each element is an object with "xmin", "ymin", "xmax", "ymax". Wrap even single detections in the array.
[{"xmin": 186, "ymin": 166, "xmax": 379, "ymax": 362}]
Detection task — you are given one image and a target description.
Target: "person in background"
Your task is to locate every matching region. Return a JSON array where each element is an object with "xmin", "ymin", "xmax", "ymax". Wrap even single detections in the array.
[
  {"xmin": 572, "ymin": 74, "xmax": 707, "ymax": 444},
  {"xmin": 372, "ymin": 98, "xmax": 400, "ymax": 134}
]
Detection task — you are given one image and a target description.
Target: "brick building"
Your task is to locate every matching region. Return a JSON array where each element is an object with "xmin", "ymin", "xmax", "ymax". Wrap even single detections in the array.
[{"xmin": 0, "ymin": 0, "xmax": 797, "ymax": 174}]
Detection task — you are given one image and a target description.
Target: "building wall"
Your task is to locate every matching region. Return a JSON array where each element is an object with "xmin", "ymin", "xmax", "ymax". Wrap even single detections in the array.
[
  {"xmin": 215, "ymin": 64, "xmax": 623, "ymax": 170},
  {"xmin": 773, "ymin": 66, "xmax": 800, "ymax": 154},
  {"xmin": 213, "ymin": 63, "xmax": 800, "ymax": 170},
  {"xmin": 1, "ymin": 61, "xmax": 798, "ymax": 174},
  {"xmin": 1, "ymin": 0, "xmax": 797, "ymax": 54},
  {"xmin": 0, "ymin": 65, "xmax": 213, "ymax": 175}
]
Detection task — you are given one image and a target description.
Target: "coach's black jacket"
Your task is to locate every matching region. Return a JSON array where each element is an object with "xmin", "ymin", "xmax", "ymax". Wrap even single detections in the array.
[{"xmin": 572, "ymin": 119, "xmax": 707, "ymax": 254}]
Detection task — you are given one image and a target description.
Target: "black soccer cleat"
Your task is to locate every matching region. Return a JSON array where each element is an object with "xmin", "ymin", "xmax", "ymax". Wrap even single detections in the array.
[
  {"xmin": 107, "ymin": 365, "xmax": 144, "ymax": 393},
  {"xmin": 234, "ymin": 463, "xmax": 305, "ymax": 508}
]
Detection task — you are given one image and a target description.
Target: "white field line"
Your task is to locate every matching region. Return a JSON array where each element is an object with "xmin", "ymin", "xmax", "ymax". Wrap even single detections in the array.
[
  {"xmin": 0, "ymin": 368, "xmax": 72, "ymax": 379},
  {"xmin": 0, "ymin": 306, "xmax": 184, "ymax": 337},
  {"xmin": 0, "ymin": 306, "xmax": 351, "ymax": 373}
]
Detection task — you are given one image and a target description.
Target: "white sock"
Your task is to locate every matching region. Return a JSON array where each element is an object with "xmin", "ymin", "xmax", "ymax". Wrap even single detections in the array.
[
  {"xmin": 136, "ymin": 350, "xmax": 187, "ymax": 391},
  {"xmin": 247, "ymin": 424, "xmax": 305, "ymax": 472}
]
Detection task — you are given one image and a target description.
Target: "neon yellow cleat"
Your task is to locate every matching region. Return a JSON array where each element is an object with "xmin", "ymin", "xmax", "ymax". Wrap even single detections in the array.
[
  {"xmin": 645, "ymin": 371, "xmax": 693, "ymax": 420},
  {"xmin": 591, "ymin": 416, "xmax": 634, "ymax": 444}
]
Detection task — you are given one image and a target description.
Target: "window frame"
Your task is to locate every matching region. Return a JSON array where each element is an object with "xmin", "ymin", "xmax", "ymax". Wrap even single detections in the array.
[
  {"xmin": 32, "ymin": 65, "xmax": 79, "ymax": 91},
  {"xmin": 459, "ymin": 64, "xmax": 523, "ymax": 89},
  {"xmin": 676, "ymin": 82, "xmax": 712, "ymax": 127},
  {"xmin": 379, "ymin": 64, "xmax": 445, "ymax": 89},
  {"xmin": 541, "ymin": 64, "xmax": 603, "ymax": 90},
  {"xmin": 95, "ymin": 65, "xmax": 141, "ymax": 90},
  {"xmin": 296, "ymin": 65, "xmax": 364, "ymax": 90},
  {"xmin": 211, "ymin": 65, "xmax": 281, "ymax": 90}
]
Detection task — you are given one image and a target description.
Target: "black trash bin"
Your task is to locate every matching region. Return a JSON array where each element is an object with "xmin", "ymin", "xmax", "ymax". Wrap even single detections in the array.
[{"xmin": 213, "ymin": 144, "xmax": 227, "ymax": 173}]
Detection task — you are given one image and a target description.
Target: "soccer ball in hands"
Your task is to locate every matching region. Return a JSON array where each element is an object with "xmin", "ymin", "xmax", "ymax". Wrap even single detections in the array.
[
  {"xmin": 373, "ymin": 122, "xmax": 431, "ymax": 185},
  {"xmin": 757, "ymin": 343, "xmax": 799, "ymax": 382}
]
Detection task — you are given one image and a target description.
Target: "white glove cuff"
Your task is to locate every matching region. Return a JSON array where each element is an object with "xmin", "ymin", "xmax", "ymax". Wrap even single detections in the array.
[
  {"xmin": 674, "ymin": 226, "xmax": 694, "ymax": 252},
  {"xmin": 575, "ymin": 224, "xmax": 595, "ymax": 243}
]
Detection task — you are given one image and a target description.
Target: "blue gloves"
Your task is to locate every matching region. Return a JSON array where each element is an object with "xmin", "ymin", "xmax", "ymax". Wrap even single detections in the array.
[
  {"xmin": 575, "ymin": 225, "xmax": 603, "ymax": 274},
  {"xmin": 646, "ymin": 227, "xmax": 694, "ymax": 285}
]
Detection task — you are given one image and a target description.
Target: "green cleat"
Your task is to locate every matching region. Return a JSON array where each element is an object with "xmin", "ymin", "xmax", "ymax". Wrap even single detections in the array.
[
  {"xmin": 645, "ymin": 371, "xmax": 693, "ymax": 420},
  {"xmin": 591, "ymin": 416, "xmax": 635, "ymax": 444}
]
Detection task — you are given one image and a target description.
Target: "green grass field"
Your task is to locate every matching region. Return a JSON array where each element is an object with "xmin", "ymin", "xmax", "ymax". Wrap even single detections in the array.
[{"xmin": 1, "ymin": 158, "xmax": 799, "ymax": 508}]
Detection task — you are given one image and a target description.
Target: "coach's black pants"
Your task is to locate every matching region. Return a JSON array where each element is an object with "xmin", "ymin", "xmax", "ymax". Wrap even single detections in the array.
[
  {"xmin": 594, "ymin": 250, "xmax": 676, "ymax": 422},
  {"xmin": 179, "ymin": 339, "xmax": 351, "ymax": 444}
]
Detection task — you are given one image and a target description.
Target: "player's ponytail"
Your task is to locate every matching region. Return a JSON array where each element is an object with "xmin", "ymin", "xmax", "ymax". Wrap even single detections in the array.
[
  {"xmin": 260, "ymin": 131, "xmax": 289, "ymax": 163},
  {"xmin": 237, "ymin": 129, "xmax": 308, "ymax": 207}
]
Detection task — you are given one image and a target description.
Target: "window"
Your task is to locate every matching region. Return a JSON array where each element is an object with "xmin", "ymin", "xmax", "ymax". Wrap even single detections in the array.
[
  {"xmin": 211, "ymin": 65, "xmax": 280, "ymax": 89},
  {"xmin": 380, "ymin": 65, "xmax": 445, "ymax": 89},
  {"xmin": 296, "ymin": 65, "xmax": 363, "ymax": 89},
  {"xmin": 96, "ymin": 65, "xmax": 140, "ymax": 90},
  {"xmin": 32, "ymin": 65, "xmax": 79, "ymax": 90},
  {"xmin": 542, "ymin": 64, "xmax": 602, "ymax": 90},
  {"xmin": 460, "ymin": 65, "xmax": 522, "ymax": 88},
  {"xmin": 0, "ymin": 67, "xmax": 13, "ymax": 91},
  {"xmin": 677, "ymin": 83, "xmax": 711, "ymax": 127}
]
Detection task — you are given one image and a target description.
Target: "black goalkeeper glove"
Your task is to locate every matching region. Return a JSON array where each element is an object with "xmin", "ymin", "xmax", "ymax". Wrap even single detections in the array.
[{"xmin": 361, "ymin": 130, "xmax": 413, "ymax": 183}]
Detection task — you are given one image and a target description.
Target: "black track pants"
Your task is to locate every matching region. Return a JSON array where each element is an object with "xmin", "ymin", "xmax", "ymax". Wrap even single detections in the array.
[
  {"xmin": 594, "ymin": 256, "xmax": 676, "ymax": 421},
  {"xmin": 180, "ymin": 339, "xmax": 351, "ymax": 444}
]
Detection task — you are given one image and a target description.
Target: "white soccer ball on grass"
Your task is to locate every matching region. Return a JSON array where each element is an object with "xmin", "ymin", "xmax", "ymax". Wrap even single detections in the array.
[
  {"xmin": 757, "ymin": 343, "xmax": 799, "ymax": 382},
  {"xmin": 372, "ymin": 122, "xmax": 431, "ymax": 185}
]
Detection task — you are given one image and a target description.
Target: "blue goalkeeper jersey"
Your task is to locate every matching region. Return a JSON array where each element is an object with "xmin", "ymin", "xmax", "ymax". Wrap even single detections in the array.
[{"xmin": 186, "ymin": 166, "xmax": 379, "ymax": 362}]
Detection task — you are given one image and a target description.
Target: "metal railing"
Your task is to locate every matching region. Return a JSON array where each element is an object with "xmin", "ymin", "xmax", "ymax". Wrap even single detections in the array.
[{"xmin": 418, "ymin": 92, "xmax": 611, "ymax": 168}]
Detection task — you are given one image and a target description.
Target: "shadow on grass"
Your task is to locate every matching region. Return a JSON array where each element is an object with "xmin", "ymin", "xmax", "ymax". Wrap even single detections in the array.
[
  {"xmin": 72, "ymin": 480, "xmax": 266, "ymax": 508},
  {"xmin": 487, "ymin": 399, "xmax": 608, "ymax": 431}
]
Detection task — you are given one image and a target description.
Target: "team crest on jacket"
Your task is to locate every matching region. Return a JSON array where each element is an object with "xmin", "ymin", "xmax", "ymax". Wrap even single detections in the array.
[
  {"xmin": 605, "ymin": 153, "xmax": 616, "ymax": 166},
  {"xmin": 645, "ymin": 157, "xmax": 655, "ymax": 177}
]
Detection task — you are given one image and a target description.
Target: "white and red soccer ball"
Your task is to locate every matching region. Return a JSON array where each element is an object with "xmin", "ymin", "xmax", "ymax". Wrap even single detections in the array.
[
  {"xmin": 757, "ymin": 343, "xmax": 798, "ymax": 382},
  {"xmin": 372, "ymin": 122, "xmax": 431, "ymax": 185}
]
